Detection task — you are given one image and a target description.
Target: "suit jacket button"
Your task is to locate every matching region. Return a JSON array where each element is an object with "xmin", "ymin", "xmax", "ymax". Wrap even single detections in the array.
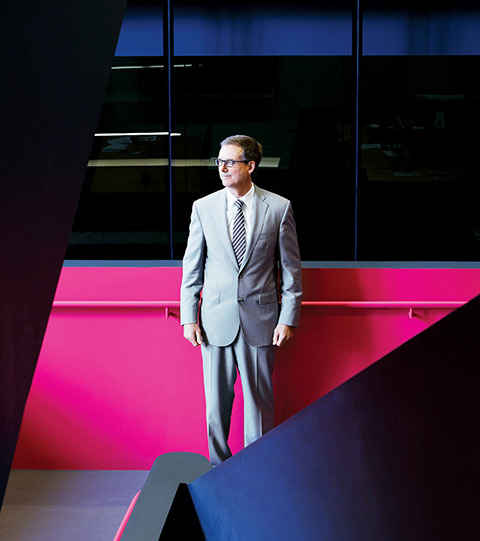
[{"xmin": 238, "ymin": 297, "xmax": 244, "ymax": 303}]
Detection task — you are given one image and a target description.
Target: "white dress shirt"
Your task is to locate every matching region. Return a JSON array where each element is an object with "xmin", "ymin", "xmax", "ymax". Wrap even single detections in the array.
[{"xmin": 226, "ymin": 184, "xmax": 254, "ymax": 247}]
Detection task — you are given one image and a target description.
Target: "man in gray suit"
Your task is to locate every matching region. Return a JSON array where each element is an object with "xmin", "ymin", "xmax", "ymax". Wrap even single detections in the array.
[{"xmin": 181, "ymin": 135, "xmax": 302, "ymax": 466}]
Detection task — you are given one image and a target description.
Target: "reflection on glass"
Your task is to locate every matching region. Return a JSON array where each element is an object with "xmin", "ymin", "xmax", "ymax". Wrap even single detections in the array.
[{"xmin": 66, "ymin": 57, "xmax": 171, "ymax": 260}]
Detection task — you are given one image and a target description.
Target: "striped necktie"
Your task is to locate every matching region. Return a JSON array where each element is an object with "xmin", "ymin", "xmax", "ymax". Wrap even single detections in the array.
[{"xmin": 232, "ymin": 199, "xmax": 246, "ymax": 265}]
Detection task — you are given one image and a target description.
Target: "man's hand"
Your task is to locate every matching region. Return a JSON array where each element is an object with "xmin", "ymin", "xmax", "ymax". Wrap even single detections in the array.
[
  {"xmin": 183, "ymin": 323, "xmax": 204, "ymax": 347},
  {"xmin": 272, "ymin": 324, "xmax": 295, "ymax": 347}
]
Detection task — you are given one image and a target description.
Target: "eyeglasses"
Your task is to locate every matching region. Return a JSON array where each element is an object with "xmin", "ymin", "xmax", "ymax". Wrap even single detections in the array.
[{"xmin": 214, "ymin": 158, "xmax": 249, "ymax": 167}]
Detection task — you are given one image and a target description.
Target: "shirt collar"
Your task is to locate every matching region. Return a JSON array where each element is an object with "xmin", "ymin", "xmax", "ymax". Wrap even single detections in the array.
[{"xmin": 226, "ymin": 184, "xmax": 255, "ymax": 210}]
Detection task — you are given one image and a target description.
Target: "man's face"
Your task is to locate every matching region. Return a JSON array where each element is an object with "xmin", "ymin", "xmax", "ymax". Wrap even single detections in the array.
[{"xmin": 217, "ymin": 144, "xmax": 255, "ymax": 196}]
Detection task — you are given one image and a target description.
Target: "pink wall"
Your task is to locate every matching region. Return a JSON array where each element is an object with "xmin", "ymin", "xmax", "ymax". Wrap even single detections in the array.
[{"xmin": 12, "ymin": 266, "xmax": 480, "ymax": 470}]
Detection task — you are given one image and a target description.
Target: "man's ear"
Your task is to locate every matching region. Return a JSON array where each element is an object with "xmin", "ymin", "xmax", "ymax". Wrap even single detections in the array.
[{"xmin": 248, "ymin": 161, "xmax": 256, "ymax": 175}]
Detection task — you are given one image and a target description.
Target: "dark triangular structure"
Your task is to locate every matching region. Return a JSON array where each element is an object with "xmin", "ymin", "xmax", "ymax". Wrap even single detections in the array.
[
  {"xmin": 0, "ymin": 0, "xmax": 127, "ymax": 508},
  {"xmin": 184, "ymin": 294, "xmax": 480, "ymax": 540},
  {"xmin": 159, "ymin": 483, "xmax": 205, "ymax": 541}
]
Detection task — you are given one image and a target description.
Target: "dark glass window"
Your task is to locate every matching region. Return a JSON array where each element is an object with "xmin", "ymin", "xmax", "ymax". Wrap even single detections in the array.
[
  {"xmin": 170, "ymin": 56, "xmax": 353, "ymax": 261},
  {"xmin": 66, "ymin": 2, "xmax": 480, "ymax": 263},
  {"xmin": 359, "ymin": 56, "xmax": 480, "ymax": 261},
  {"xmin": 67, "ymin": 57, "xmax": 171, "ymax": 260}
]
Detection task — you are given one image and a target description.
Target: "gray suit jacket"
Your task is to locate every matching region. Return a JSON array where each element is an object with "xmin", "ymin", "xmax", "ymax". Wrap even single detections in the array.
[{"xmin": 180, "ymin": 185, "xmax": 303, "ymax": 347}]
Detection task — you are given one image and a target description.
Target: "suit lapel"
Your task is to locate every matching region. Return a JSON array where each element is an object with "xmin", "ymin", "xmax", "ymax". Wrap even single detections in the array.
[{"xmin": 241, "ymin": 186, "xmax": 268, "ymax": 270}]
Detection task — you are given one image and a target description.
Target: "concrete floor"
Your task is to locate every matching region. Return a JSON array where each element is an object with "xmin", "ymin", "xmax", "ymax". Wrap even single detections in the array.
[{"xmin": 0, "ymin": 470, "xmax": 148, "ymax": 541}]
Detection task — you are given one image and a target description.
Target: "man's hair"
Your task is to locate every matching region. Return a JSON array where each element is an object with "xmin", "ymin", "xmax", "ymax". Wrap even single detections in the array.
[{"xmin": 220, "ymin": 135, "xmax": 263, "ymax": 174}]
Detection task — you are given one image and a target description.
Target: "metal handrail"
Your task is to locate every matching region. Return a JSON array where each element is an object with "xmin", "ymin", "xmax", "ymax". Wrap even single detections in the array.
[
  {"xmin": 301, "ymin": 301, "xmax": 464, "ymax": 308},
  {"xmin": 52, "ymin": 300, "xmax": 465, "ymax": 319}
]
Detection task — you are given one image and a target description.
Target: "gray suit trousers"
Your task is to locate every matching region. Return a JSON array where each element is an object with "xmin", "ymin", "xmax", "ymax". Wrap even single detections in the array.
[{"xmin": 201, "ymin": 331, "xmax": 276, "ymax": 466}]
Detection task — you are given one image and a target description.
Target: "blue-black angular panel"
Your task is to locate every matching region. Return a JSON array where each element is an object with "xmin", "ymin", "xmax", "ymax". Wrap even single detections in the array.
[{"xmin": 189, "ymin": 295, "xmax": 480, "ymax": 540}]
